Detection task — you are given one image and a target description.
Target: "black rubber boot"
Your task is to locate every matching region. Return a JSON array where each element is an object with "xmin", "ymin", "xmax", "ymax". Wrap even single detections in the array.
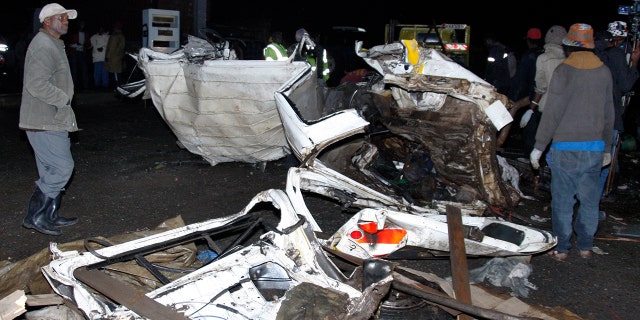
[
  {"xmin": 23, "ymin": 187, "xmax": 61, "ymax": 236},
  {"xmin": 47, "ymin": 193, "xmax": 78, "ymax": 227}
]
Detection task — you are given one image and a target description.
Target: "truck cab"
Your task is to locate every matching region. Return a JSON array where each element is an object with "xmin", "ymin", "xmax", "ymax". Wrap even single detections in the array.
[{"xmin": 385, "ymin": 21, "xmax": 471, "ymax": 67}]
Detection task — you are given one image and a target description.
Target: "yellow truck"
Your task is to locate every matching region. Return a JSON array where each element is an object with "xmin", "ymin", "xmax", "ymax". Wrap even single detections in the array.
[{"xmin": 385, "ymin": 21, "xmax": 471, "ymax": 67}]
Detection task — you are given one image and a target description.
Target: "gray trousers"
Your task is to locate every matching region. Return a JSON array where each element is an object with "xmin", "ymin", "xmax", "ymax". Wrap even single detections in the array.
[{"xmin": 26, "ymin": 130, "xmax": 74, "ymax": 198}]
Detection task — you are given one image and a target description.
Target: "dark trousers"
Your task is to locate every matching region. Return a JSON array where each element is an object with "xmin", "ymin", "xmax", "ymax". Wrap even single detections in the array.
[{"xmin": 70, "ymin": 50, "xmax": 90, "ymax": 90}]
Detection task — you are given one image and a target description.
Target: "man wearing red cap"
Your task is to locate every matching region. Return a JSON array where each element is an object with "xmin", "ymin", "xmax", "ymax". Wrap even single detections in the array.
[
  {"xmin": 508, "ymin": 28, "xmax": 543, "ymax": 104},
  {"xmin": 507, "ymin": 28, "xmax": 544, "ymax": 157},
  {"xmin": 526, "ymin": 28, "xmax": 542, "ymax": 40}
]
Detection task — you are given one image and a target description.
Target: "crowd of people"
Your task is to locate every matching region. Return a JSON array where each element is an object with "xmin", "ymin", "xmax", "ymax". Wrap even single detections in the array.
[
  {"xmin": 11, "ymin": 7, "xmax": 128, "ymax": 94},
  {"xmin": 66, "ymin": 19, "xmax": 126, "ymax": 91},
  {"xmin": 485, "ymin": 21, "xmax": 640, "ymax": 261}
]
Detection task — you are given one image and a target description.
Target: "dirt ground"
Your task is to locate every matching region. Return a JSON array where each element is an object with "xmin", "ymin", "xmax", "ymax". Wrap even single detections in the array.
[{"xmin": 1, "ymin": 91, "xmax": 639, "ymax": 320}]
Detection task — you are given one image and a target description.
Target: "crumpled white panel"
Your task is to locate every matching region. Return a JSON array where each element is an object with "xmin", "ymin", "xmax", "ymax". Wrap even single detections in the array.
[{"xmin": 139, "ymin": 47, "xmax": 309, "ymax": 165}]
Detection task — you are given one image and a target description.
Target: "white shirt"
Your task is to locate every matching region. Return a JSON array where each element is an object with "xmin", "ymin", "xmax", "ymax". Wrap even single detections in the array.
[{"xmin": 90, "ymin": 33, "xmax": 110, "ymax": 62}]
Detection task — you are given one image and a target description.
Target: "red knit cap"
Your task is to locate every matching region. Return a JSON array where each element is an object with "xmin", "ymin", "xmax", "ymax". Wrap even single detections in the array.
[
  {"xmin": 526, "ymin": 28, "xmax": 542, "ymax": 40},
  {"xmin": 562, "ymin": 23, "xmax": 594, "ymax": 49}
]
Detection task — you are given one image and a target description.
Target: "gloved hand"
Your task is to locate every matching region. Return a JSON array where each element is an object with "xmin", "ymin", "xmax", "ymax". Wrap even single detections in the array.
[
  {"xmin": 602, "ymin": 153, "xmax": 612, "ymax": 167},
  {"xmin": 520, "ymin": 109, "xmax": 534, "ymax": 128},
  {"xmin": 530, "ymin": 148, "xmax": 543, "ymax": 170}
]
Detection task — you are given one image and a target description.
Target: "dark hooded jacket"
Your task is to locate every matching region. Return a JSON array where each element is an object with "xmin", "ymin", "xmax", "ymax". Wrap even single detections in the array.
[{"xmin": 594, "ymin": 32, "xmax": 639, "ymax": 131}]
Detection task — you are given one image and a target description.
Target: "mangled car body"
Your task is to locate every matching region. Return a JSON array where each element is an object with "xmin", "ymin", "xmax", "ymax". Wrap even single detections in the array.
[
  {"xmin": 41, "ymin": 163, "xmax": 555, "ymax": 320},
  {"xmin": 139, "ymin": 35, "xmax": 519, "ymax": 209},
  {"xmin": 38, "ymin": 37, "xmax": 558, "ymax": 320},
  {"xmin": 276, "ymin": 38, "xmax": 520, "ymax": 210},
  {"xmin": 43, "ymin": 187, "xmax": 389, "ymax": 320}
]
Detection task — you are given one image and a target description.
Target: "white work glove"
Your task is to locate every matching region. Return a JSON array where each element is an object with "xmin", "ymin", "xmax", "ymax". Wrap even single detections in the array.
[
  {"xmin": 520, "ymin": 109, "xmax": 534, "ymax": 128},
  {"xmin": 602, "ymin": 153, "xmax": 612, "ymax": 167},
  {"xmin": 530, "ymin": 148, "xmax": 543, "ymax": 170}
]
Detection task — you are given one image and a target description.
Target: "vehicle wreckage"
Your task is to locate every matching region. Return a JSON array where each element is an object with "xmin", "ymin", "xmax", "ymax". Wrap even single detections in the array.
[
  {"xmin": 32, "ymin": 36, "xmax": 565, "ymax": 319},
  {"xmin": 137, "ymin": 34, "xmax": 522, "ymax": 209}
]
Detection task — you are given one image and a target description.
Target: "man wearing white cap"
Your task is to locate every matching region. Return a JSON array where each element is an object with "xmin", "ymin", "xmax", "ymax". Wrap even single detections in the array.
[{"xmin": 18, "ymin": 3, "xmax": 79, "ymax": 235}]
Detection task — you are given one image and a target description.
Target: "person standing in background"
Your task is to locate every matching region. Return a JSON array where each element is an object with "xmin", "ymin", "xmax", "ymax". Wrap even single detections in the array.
[
  {"xmin": 530, "ymin": 23, "xmax": 614, "ymax": 261},
  {"xmin": 521, "ymin": 25, "xmax": 567, "ymax": 184},
  {"xmin": 68, "ymin": 20, "xmax": 90, "ymax": 91},
  {"xmin": 90, "ymin": 26, "xmax": 110, "ymax": 90},
  {"xmin": 310, "ymin": 32, "xmax": 331, "ymax": 83},
  {"xmin": 263, "ymin": 31, "xmax": 288, "ymax": 61},
  {"xmin": 507, "ymin": 28, "xmax": 544, "ymax": 161},
  {"xmin": 508, "ymin": 27, "xmax": 544, "ymax": 107},
  {"xmin": 594, "ymin": 21, "xmax": 640, "ymax": 217},
  {"xmin": 105, "ymin": 21, "xmax": 125, "ymax": 87},
  {"xmin": 19, "ymin": 3, "xmax": 80, "ymax": 236},
  {"xmin": 289, "ymin": 28, "xmax": 330, "ymax": 83},
  {"xmin": 483, "ymin": 33, "xmax": 516, "ymax": 95}
]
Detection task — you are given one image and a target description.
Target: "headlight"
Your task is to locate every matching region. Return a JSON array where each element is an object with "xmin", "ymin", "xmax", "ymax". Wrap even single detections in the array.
[{"xmin": 0, "ymin": 44, "xmax": 8, "ymax": 52}]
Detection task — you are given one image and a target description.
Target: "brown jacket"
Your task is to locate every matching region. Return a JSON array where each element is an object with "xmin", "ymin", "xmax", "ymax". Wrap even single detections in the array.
[{"xmin": 105, "ymin": 29, "xmax": 125, "ymax": 73}]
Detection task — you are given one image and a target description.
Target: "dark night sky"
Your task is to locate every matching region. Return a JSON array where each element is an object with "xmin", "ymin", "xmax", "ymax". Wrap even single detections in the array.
[
  {"xmin": 1, "ymin": 0, "xmax": 635, "ymax": 74},
  {"xmin": 2, "ymin": 1, "xmax": 629, "ymax": 36}
]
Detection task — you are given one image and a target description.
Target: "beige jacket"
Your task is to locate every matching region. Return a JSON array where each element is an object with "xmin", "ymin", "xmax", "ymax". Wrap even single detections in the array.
[{"xmin": 19, "ymin": 29, "xmax": 77, "ymax": 132}]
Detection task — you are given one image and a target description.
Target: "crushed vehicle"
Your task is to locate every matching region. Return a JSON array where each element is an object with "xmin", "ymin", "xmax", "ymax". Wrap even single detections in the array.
[
  {"xmin": 39, "ymin": 166, "xmax": 555, "ymax": 320},
  {"xmin": 39, "ymin": 143, "xmax": 557, "ymax": 318},
  {"xmin": 138, "ymin": 33, "xmax": 521, "ymax": 209},
  {"xmin": 34, "ymin": 35, "xmax": 562, "ymax": 320}
]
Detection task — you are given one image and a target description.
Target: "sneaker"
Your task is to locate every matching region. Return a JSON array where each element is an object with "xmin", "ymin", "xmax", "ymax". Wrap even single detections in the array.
[{"xmin": 598, "ymin": 211, "xmax": 607, "ymax": 221}]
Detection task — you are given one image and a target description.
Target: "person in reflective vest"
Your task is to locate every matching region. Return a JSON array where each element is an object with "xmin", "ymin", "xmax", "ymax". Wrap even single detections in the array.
[
  {"xmin": 263, "ymin": 31, "xmax": 288, "ymax": 61},
  {"xmin": 315, "ymin": 40, "xmax": 331, "ymax": 82},
  {"xmin": 291, "ymin": 28, "xmax": 331, "ymax": 82}
]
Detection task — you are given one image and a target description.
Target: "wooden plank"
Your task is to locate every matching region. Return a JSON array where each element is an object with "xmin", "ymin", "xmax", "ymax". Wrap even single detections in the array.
[
  {"xmin": 0, "ymin": 290, "xmax": 27, "ymax": 320},
  {"xmin": 26, "ymin": 294, "xmax": 65, "ymax": 307},
  {"xmin": 446, "ymin": 205, "xmax": 473, "ymax": 320},
  {"xmin": 74, "ymin": 268, "xmax": 190, "ymax": 320}
]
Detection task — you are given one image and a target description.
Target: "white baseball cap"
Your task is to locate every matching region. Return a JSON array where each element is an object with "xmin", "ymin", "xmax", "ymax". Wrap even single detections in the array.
[{"xmin": 39, "ymin": 3, "xmax": 77, "ymax": 23}]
